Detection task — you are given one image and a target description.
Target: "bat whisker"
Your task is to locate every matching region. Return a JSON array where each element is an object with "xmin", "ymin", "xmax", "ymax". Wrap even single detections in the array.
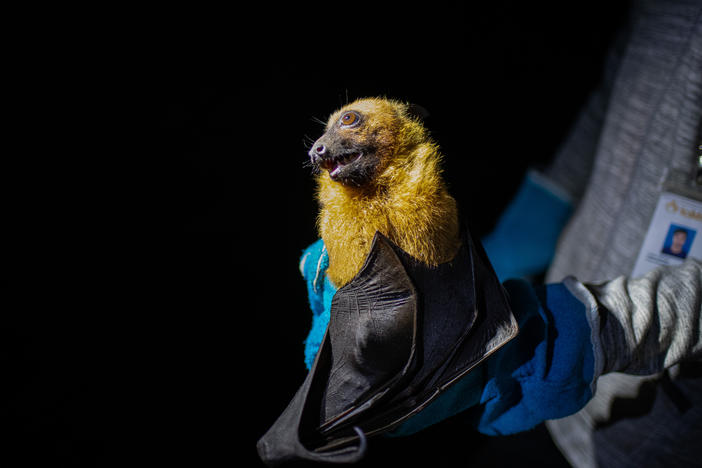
[{"xmin": 310, "ymin": 116, "xmax": 327, "ymax": 126}]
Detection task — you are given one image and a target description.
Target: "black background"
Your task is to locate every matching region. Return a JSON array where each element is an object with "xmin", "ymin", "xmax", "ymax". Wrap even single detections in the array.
[{"xmin": 5, "ymin": 2, "xmax": 629, "ymax": 466}]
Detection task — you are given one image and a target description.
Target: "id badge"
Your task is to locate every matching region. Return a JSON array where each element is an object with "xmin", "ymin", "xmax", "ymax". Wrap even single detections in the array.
[{"xmin": 632, "ymin": 169, "xmax": 702, "ymax": 278}]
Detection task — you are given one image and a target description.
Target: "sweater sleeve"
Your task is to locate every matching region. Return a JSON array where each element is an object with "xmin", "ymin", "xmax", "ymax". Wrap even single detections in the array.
[{"xmin": 564, "ymin": 259, "xmax": 702, "ymax": 381}]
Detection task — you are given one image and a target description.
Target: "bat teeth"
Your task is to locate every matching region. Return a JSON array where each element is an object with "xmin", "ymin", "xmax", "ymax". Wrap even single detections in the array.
[{"xmin": 321, "ymin": 151, "xmax": 363, "ymax": 178}]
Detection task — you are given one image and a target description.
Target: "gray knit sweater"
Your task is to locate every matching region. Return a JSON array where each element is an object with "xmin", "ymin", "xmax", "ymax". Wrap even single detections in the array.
[{"xmin": 537, "ymin": 0, "xmax": 702, "ymax": 466}]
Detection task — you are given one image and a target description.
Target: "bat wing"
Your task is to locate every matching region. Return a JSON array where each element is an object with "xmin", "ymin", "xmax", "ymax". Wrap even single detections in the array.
[{"xmin": 257, "ymin": 226, "xmax": 519, "ymax": 466}]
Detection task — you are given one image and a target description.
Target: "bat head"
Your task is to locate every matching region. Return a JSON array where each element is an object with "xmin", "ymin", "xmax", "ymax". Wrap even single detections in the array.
[{"xmin": 308, "ymin": 98, "xmax": 429, "ymax": 187}]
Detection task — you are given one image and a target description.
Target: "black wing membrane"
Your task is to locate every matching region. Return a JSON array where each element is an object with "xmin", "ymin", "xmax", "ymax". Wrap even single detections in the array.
[{"xmin": 257, "ymin": 226, "xmax": 518, "ymax": 466}]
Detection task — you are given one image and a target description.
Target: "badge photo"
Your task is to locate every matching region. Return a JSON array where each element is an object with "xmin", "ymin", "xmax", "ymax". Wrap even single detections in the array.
[{"xmin": 660, "ymin": 224, "xmax": 696, "ymax": 259}]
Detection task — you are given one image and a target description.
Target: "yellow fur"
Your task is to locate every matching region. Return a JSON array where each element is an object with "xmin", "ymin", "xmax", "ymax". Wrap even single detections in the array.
[{"xmin": 315, "ymin": 98, "xmax": 460, "ymax": 287}]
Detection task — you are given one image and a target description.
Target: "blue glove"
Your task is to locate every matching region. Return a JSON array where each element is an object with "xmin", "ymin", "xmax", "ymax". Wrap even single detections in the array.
[
  {"xmin": 482, "ymin": 170, "xmax": 573, "ymax": 282},
  {"xmin": 472, "ymin": 279, "xmax": 595, "ymax": 435},
  {"xmin": 299, "ymin": 239, "xmax": 338, "ymax": 370}
]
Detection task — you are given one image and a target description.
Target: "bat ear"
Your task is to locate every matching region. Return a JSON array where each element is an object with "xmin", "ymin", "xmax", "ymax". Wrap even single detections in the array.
[{"xmin": 406, "ymin": 103, "xmax": 430, "ymax": 121}]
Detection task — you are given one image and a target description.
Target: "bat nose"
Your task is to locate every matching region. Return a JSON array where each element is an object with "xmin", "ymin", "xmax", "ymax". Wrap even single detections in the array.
[
  {"xmin": 309, "ymin": 142, "xmax": 328, "ymax": 165},
  {"xmin": 314, "ymin": 143, "xmax": 326, "ymax": 155}
]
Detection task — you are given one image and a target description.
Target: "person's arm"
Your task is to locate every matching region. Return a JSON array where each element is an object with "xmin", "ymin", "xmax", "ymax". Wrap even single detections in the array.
[
  {"xmin": 392, "ymin": 259, "xmax": 702, "ymax": 436},
  {"xmin": 472, "ymin": 258, "xmax": 702, "ymax": 435}
]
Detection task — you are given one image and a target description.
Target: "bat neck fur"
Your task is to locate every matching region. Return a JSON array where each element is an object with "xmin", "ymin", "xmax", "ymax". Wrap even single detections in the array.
[{"xmin": 316, "ymin": 137, "xmax": 460, "ymax": 287}]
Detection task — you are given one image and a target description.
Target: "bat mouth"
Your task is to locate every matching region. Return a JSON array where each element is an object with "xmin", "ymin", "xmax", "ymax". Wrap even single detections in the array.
[{"xmin": 319, "ymin": 151, "xmax": 364, "ymax": 180}]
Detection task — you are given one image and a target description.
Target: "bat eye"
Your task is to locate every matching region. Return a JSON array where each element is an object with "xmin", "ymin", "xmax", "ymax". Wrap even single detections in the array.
[{"xmin": 339, "ymin": 111, "xmax": 360, "ymax": 127}]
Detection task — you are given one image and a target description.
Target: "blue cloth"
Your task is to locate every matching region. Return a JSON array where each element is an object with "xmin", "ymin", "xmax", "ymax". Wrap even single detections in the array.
[
  {"xmin": 482, "ymin": 171, "xmax": 573, "ymax": 282},
  {"xmin": 472, "ymin": 279, "xmax": 595, "ymax": 435},
  {"xmin": 299, "ymin": 239, "xmax": 337, "ymax": 370},
  {"xmin": 299, "ymin": 241, "xmax": 595, "ymax": 436}
]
